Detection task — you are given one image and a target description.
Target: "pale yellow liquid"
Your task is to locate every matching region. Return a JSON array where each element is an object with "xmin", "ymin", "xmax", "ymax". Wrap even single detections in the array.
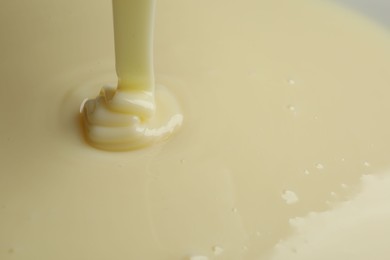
[{"xmin": 1, "ymin": 0, "xmax": 390, "ymax": 259}]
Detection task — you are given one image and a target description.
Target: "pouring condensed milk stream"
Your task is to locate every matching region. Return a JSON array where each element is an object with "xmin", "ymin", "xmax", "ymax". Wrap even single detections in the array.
[
  {"xmin": 1, "ymin": 0, "xmax": 390, "ymax": 259},
  {"xmin": 82, "ymin": 0, "xmax": 182, "ymax": 151}
]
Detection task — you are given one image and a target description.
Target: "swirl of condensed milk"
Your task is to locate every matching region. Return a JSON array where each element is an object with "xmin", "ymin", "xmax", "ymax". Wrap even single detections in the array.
[{"xmin": 81, "ymin": 0, "xmax": 182, "ymax": 151}]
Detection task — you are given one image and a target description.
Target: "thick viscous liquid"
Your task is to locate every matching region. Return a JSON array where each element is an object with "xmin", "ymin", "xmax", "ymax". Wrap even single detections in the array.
[
  {"xmin": 0, "ymin": 0, "xmax": 390, "ymax": 259},
  {"xmin": 82, "ymin": 0, "xmax": 182, "ymax": 151}
]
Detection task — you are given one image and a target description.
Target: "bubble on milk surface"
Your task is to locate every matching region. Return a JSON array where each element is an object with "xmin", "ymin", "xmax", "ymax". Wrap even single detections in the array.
[
  {"xmin": 282, "ymin": 190, "xmax": 299, "ymax": 205},
  {"xmin": 212, "ymin": 245, "xmax": 224, "ymax": 255},
  {"xmin": 287, "ymin": 105, "xmax": 296, "ymax": 112},
  {"xmin": 315, "ymin": 163, "xmax": 324, "ymax": 170}
]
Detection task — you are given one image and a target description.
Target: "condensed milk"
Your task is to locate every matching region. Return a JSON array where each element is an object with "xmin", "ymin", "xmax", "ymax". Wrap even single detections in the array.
[{"xmin": 0, "ymin": 0, "xmax": 390, "ymax": 259}]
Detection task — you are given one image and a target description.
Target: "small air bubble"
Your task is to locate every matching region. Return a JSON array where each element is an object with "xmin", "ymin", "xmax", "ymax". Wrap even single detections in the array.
[
  {"xmin": 330, "ymin": 192, "xmax": 337, "ymax": 197},
  {"xmin": 243, "ymin": 246, "xmax": 248, "ymax": 251},
  {"xmin": 180, "ymin": 159, "xmax": 185, "ymax": 164},
  {"xmin": 363, "ymin": 161, "xmax": 371, "ymax": 167},
  {"xmin": 304, "ymin": 169, "xmax": 310, "ymax": 175},
  {"xmin": 341, "ymin": 183, "xmax": 348, "ymax": 189},
  {"xmin": 287, "ymin": 79, "xmax": 296, "ymax": 85},
  {"xmin": 232, "ymin": 208, "xmax": 238, "ymax": 213},
  {"xmin": 212, "ymin": 246, "xmax": 224, "ymax": 256},
  {"xmin": 315, "ymin": 163, "xmax": 324, "ymax": 170},
  {"xmin": 287, "ymin": 105, "xmax": 296, "ymax": 112},
  {"xmin": 281, "ymin": 190, "xmax": 299, "ymax": 205}
]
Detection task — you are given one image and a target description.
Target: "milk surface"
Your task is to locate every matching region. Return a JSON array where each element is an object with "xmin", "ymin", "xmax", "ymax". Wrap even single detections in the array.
[{"xmin": 0, "ymin": 0, "xmax": 390, "ymax": 259}]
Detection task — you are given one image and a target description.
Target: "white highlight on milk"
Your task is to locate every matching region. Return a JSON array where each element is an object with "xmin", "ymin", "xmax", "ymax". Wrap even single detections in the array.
[{"xmin": 270, "ymin": 173, "xmax": 390, "ymax": 260}]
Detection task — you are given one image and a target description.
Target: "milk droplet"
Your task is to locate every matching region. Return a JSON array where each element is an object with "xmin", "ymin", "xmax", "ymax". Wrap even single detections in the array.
[
  {"xmin": 180, "ymin": 159, "xmax": 185, "ymax": 164},
  {"xmin": 341, "ymin": 183, "xmax": 348, "ymax": 189},
  {"xmin": 304, "ymin": 169, "xmax": 310, "ymax": 175},
  {"xmin": 330, "ymin": 192, "xmax": 337, "ymax": 197},
  {"xmin": 212, "ymin": 246, "xmax": 224, "ymax": 256},
  {"xmin": 232, "ymin": 208, "xmax": 238, "ymax": 213},
  {"xmin": 363, "ymin": 161, "xmax": 371, "ymax": 167},
  {"xmin": 243, "ymin": 246, "xmax": 248, "ymax": 251},
  {"xmin": 281, "ymin": 190, "xmax": 299, "ymax": 205}
]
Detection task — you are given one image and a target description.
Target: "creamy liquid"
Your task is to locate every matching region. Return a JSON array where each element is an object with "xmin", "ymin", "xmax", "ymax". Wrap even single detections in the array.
[
  {"xmin": 1, "ymin": 0, "xmax": 390, "ymax": 259},
  {"xmin": 82, "ymin": 0, "xmax": 182, "ymax": 151}
]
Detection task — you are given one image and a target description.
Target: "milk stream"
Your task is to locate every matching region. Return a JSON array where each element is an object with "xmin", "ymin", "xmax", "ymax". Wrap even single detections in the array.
[{"xmin": 82, "ymin": 0, "xmax": 182, "ymax": 151}]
